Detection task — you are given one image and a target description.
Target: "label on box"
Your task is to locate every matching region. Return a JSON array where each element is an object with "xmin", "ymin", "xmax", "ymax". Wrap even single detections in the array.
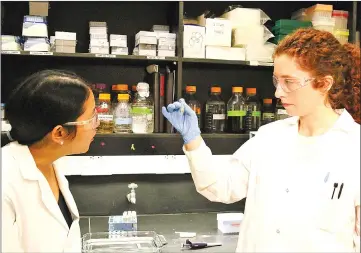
[
  {"xmin": 2, "ymin": 51, "xmax": 21, "ymax": 54},
  {"xmin": 30, "ymin": 51, "xmax": 53, "ymax": 55},
  {"xmin": 95, "ymin": 54, "xmax": 116, "ymax": 58}
]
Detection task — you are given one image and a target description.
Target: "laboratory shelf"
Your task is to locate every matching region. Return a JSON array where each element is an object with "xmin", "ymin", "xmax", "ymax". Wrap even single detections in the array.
[
  {"xmin": 0, "ymin": 51, "xmax": 179, "ymax": 63},
  {"xmin": 79, "ymin": 133, "xmax": 250, "ymax": 156}
]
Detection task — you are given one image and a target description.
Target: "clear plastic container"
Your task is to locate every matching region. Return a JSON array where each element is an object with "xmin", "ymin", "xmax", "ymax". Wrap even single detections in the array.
[
  {"xmin": 227, "ymin": 87, "xmax": 246, "ymax": 133},
  {"xmin": 184, "ymin": 85, "xmax": 202, "ymax": 129},
  {"xmin": 332, "ymin": 10, "xmax": 348, "ymax": 29},
  {"xmin": 334, "ymin": 29, "xmax": 349, "ymax": 44},
  {"xmin": 312, "ymin": 18, "xmax": 335, "ymax": 33},
  {"xmin": 131, "ymin": 82, "xmax": 154, "ymax": 134},
  {"xmin": 244, "ymin": 88, "xmax": 261, "ymax": 133},
  {"xmin": 96, "ymin": 93, "xmax": 114, "ymax": 134},
  {"xmin": 82, "ymin": 231, "xmax": 167, "ymax": 253},
  {"xmin": 261, "ymin": 98, "xmax": 275, "ymax": 126},
  {"xmin": 113, "ymin": 94, "xmax": 132, "ymax": 134},
  {"xmin": 306, "ymin": 4, "xmax": 333, "ymax": 20},
  {"xmin": 204, "ymin": 86, "xmax": 226, "ymax": 133}
]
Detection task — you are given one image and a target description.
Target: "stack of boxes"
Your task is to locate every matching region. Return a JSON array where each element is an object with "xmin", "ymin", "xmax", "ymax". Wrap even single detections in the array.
[
  {"xmin": 272, "ymin": 20, "xmax": 312, "ymax": 44},
  {"xmin": 89, "ymin": 21, "xmax": 109, "ymax": 54},
  {"xmin": 54, "ymin": 31, "xmax": 77, "ymax": 53},
  {"xmin": 153, "ymin": 25, "xmax": 176, "ymax": 57},
  {"xmin": 134, "ymin": 31, "xmax": 157, "ymax": 57},
  {"xmin": 110, "ymin": 34, "xmax": 128, "ymax": 55},
  {"xmin": 221, "ymin": 7, "xmax": 275, "ymax": 62}
]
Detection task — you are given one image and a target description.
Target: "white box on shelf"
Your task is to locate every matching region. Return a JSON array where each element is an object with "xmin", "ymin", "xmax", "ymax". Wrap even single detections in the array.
[
  {"xmin": 157, "ymin": 50, "xmax": 175, "ymax": 57},
  {"xmin": 133, "ymin": 47, "xmax": 156, "ymax": 57},
  {"xmin": 158, "ymin": 37, "xmax": 176, "ymax": 47},
  {"xmin": 206, "ymin": 46, "xmax": 246, "ymax": 61},
  {"xmin": 199, "ymin": 18, "xmax": 232, "ymax": 47},
  {"xmin": 232, "ymin": 25, "xmax": 266, "ymax": 47},
  {"xmin": 135, "ymin": 36, "xmax": 157, "ymax": 46},
  {"xmin": 110, "ymin": 34, "xmax": 127, "ymax": 47},
  {"xmin": 89, "ymin": 27, "xmax": 107, "ymax": 35},
  {"xmin": 90, "ymin": 46, "xmax": 109, "ymax": 54},
  {"xmin": 111, "ymin": 47, "xmax": 128, "ymax": 55},
  {"xmin": 55, "ymin": 31, "xmax": 76, "ymax": 41},
  {"xmin": 55, "ymin": 46, "xmax": 76, "ymax": 53},
  {"xmin": 22, "ymin": 15, "xmax": 48, "ymax": 37},
  {"xmin": 158, "ymin": 44, "xmax": 176, "ymax": 51},
  {"xmin": 221, "ymin": 8, "xmax": 264, "ymax": 29},
  {"xmin": 217, "ymin": 213, "xmax": 244, "ymax": 234},
  {"xmin": 90, "ymin": 39, "xmax": 109, "ymax": 47},
  {"xmin": 90, "ymin": 33, "xmax": 108, "ymax": 39},
  {"xmin": 55, "ymin": 39, "xmax": 76, "ymax": 47},
  {"xmin": 183, "ymin": 25, "xmax": 205, "ymax": 58},
  {"xmin": 152, "ymin": 25, "xmax": 170, "ymax": 32},
  {"xmin": 155, "ymin": 32, "xmax": 176, "ymax": 40}
]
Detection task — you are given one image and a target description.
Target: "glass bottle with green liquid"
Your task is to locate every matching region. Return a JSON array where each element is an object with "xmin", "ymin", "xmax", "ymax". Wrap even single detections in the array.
[
  {"xmin": 244, "ymin": 88, "xmax": 261, "ymax": 133},
  {"xmin": 227, "ymin": 86, "xmax": 246, "ymax": 133}
]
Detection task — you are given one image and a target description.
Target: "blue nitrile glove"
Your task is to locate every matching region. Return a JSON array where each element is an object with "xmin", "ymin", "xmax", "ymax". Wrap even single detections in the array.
[{"xmin": 162, "ymin": 98, "xmax": 201, "ymax": 144}]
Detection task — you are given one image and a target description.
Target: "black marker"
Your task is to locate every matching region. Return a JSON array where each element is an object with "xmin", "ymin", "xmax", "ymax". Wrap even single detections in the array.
[
  {"xmin": 331, "ymin": 183, "xmax": 338, "ymax": 199},
  {"xmin": 338, "ymin": 183, "xmax": 344, "ymax": 199}
]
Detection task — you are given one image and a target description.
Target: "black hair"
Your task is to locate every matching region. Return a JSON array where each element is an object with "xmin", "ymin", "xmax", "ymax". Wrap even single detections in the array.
[{"xmin": 5, "ymin": 69, "xmax": 91, "ymax": 146}]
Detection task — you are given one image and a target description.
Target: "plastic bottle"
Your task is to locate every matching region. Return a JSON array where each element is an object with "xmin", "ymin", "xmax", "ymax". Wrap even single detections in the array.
[
  {"xmin": 113, "ymin": 94, "xmax": 132, "ymax": 133},
  {"xmin": 131, "ymin": 82, "xmax": 154, "ymax": 134},
  {"xmin": 204, "ymin": 86, "xmax": 226, "ymax": 133},
  {"xmin": 96, "ymin": 93, "xmax": 114, "ymax": 134},
  {"xmin": 262, "ymin": 98, "xmax": 275, "ymax": 125},
  {"xmin": 184, "ymin": 85, "xmax": 202, "ymax": 129},
  {"xmin": 111, "ymin": 84, "xmax": 129, "ymax": 107},
  {"xmin": 227, "ymin": 87, "xmax": 246, "ymax": 133},
  {"xmin": 244, "ymin": 88, "xmax": 261, "ymax": 133},
  {"xmin": 275, "ymin": 99, "xmax": 290, "ymax": 120}
]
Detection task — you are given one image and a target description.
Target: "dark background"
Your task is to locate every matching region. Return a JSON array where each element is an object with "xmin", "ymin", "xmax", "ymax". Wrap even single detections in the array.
[{"xmin": 1, "ymin": 1, "xmax": 359, "ymax": 215}]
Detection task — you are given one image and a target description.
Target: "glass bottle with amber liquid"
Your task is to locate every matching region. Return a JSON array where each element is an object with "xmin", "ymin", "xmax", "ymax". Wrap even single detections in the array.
[
  {"xmin": 184, "ymin": 85, "xmax": 202, "ymax": 129},
  {"xmin": 96, "ymin": 93, "xmax": 114, "ymax": 134}
]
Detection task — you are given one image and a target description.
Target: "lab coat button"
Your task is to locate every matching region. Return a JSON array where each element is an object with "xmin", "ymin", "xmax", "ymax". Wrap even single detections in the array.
[
  {"xmin": 276, "ymin": 229, "xmax": 280, "ymax": 234},
  {"xmin": 285, "ymin": 188, "xmax": 289, "ymax": 193}
]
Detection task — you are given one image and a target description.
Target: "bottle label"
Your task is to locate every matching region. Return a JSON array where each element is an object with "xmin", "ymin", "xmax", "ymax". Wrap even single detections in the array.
[
  {"xmin": 227, "ymin": 110, "xmax": 246, "ymax": 117},
  {"xmin": 115, "ymin": 118, "xmax": 132, "ymax": 125},
  {"xmin": 213, "ymin": 114, "xmax": 225, "ymax": 120},
  {"xmin": 262, "ymin": 112, "xmax": 275, "ymax": 119},
  {"xmin": 277, "ymin": 109, "xmax": 288, "ymax": 115},
  {"xmin": 252, "ymin": 111, "xmax": 261, "ymax": 117},
  {"xmin": 131, "ymin": 107, "xmax": 152, "ymax": 115},
  {"xmin": 98, "ymin": 115, "xmax": 113, "ymax": 121}
]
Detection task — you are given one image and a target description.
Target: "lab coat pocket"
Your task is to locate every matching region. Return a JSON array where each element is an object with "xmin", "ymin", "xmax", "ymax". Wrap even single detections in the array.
[{"xmin": 316, "ymin": 183, "xmax": 353, "ymax": 233}]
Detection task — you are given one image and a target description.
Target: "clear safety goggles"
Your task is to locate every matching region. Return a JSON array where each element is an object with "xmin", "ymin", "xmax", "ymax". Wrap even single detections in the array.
[
  {"xmin": 273, "ymin": 75, "xmax": 315, "ymax": 93},
  {"xmin": 63, "ymin": 111, "xmax": 99, "ymax": 130}
]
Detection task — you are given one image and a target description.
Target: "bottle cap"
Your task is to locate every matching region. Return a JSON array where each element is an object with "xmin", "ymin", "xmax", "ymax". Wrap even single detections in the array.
[
  {"xmin": 99, "ymin": 93, "xmax": 111, "ymax": 100},
  {"xmin": 186, "ymin": 86, "xmax": 196, "ymax": 92},
  {"xmin": 112, "ymin": 84, "xmax": 128, "ymax": 91},
  {"xmin": 118, "ymin": 94, "xmax": 129, "ymax": 101},
  {"xmin": 263, "ymin": 98, "xmax": 273, "ymax": 104},
  {"xmin": 211, "ymin": 86, "xmax": 221, "ymax": 93},
  {"xmin": 246, "ymin": 88, "xmax": 257, "ymax": 94},
  {"xmin": 232, "ymin": 87, "xmax": 243, "ymax": 93}
]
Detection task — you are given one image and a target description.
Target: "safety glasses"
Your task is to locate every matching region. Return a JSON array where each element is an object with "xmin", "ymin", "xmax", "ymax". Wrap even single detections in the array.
[
  {"xmin": 63, "ymin": 111, "xmax": 99, "ymax": 130},
  {"xmin": 273, "ymin": 75, "xmax": 315, "ymax": 93}
]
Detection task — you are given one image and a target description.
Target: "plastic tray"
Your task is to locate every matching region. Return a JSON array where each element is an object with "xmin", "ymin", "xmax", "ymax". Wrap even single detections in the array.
[
  {"xmin": 272, "ymin": 20, "xmax": 312, "ymax": 35},
  {"xmin": 82, "ymin": 231, "xmax": 167, "ymax": 253}
]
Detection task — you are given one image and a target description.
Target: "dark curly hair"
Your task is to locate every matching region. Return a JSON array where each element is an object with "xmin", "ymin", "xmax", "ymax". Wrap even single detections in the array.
[{"xmin": 274, "ymin": 28, "xmax": 360, "ymax": 124}]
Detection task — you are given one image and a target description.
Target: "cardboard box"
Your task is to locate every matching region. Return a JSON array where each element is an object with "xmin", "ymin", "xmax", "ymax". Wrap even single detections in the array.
[
  {"xmin": 110, "ymin": 34, "xmax": 127, "ymax": 47},
  {"xmin": 55, "ymin": 46, "xmax": 76, "ymax": 53},
  {"xmin": 198, "ymin": 17, "xmax": 232, "ymax": 47},
  {"xmin": 183, "ymin": 25, "xmax": 205, "ymax": 58},
  {"xmin": 55, "ymin": 39, "xmax": 76, "ymax": 47},
  {"xmin": 206, "ymin": 46, "xmax": 246, "ymax": 61},
  {"xmin": 90, "ymin": 39, "xmax": 109, "ymax": 47},
  {"xmin": 89, "ymin": 46, "xmax": 109, "ymax": 54},
  {"xmin": 111, "ymin": 47, "xmax": 128, "ymax": 55},
  {"xmin": 55, "ymin": 31, "xmax": 76, "ymax": 41},
  {"xmin": 22, "ymin": 16, "xmax": 48, "ymax": 37},
  {"xmin": 29, "ymin": 2, "xmax": 49, "ymax": 17},
  {"xmin": 157, "ymin": 50, "xmax": 175, "ymax": 57}
]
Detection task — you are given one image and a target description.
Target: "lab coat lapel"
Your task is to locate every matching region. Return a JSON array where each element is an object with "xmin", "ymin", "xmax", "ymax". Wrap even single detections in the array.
[
  {"xmin": 12, "ymin": 142, "xmax": 70, "ymax": 231},
  {"xmin": 54, "ymin": 161, "xmax": 80, "ymax": 220}
]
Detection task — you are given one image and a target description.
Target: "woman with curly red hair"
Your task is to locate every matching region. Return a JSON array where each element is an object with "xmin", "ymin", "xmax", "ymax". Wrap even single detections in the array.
[{"xmin": 163, "ymin": 28, "xmax": 360, "ymax": 252}]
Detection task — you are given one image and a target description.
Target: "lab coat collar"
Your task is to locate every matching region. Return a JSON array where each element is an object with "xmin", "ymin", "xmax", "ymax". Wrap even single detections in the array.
[
  {"xmin": 284, "ymin": 109, "xmax": 356, "ymax": 133},
  {"xmin": 9, "ymin": 142, "xmax": 79, "ymax": 230}
]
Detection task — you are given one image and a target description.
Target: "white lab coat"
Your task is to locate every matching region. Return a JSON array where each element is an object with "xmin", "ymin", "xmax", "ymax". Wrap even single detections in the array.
[
  {"xmin": 184, "ymin": 109, "xmax": 360, "ymax": 252},
  {"xmin": 1, "ymin": 142, "xmax": 82, "ymax": 252}
]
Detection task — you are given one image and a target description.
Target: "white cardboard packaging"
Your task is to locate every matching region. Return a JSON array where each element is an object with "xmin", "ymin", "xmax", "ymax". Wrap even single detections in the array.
[
  {"xmin": 111, "ymin": 47, "xmax": 128, "ymax": 55},
  {"xmin": 90, "ymin": 46, "xmax": 109, "ymax": 54},
  {"xmin": 206, "ymin": 46, "xmax": 246, "ymax": 61},
  {"xmin": 157, "ymin": 50, "xmax": 176, "ymax": 57},
  {"xmin": 90, "ymin": 39, "xmax": 109, "ymax": 47},
  {"xmin": 217, "ymin": 213, "xmax": 244, "ymax": 234},
  {"xmin": 203, "ymin": 18, "xmax": 232, "ymax": 47},
  {"xmin": 110, "ymin": 34, "xmax": 127, "ymax": 47},
  {"xmin": 183, "ymin": 25, "xmax": 206, "ymax": 58},
  {"xmin": 55, "ymin": 31, "xmax": 76, "ymax": 41},
  {"xmin": 22, "ymin": 16, "xmax": 48, "ymax": 37},
  {"xmin": 221, "ymin": 8, "xmax": 264, "ymax": 29}
]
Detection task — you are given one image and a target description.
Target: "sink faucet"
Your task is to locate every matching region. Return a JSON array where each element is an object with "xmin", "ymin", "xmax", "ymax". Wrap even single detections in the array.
[{"xmin": 127, "ymin": 183, "xmax": 138, "ymax": 204}]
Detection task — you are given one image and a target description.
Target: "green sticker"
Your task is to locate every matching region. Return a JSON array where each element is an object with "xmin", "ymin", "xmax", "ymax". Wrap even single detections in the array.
[
  {"xmin": 227, "ymin": 110, "xmax": 246, "ymax": 117},
  {"xmin": 252, "ymin": 111, "xmax": 261, "ymax": 117},
  {"xmin": 131, "ymin": 107, "xmax": 152, "ymax": 115}
]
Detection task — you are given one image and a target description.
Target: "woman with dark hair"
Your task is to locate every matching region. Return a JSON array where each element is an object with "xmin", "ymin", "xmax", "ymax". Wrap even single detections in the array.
[
  {"xmin": 2, "ymin": 70, "xmax": 99, "ymax": 252},
  {"xmin": 162, "ymin": 28, "xmax": 360, "ymax": 252}
]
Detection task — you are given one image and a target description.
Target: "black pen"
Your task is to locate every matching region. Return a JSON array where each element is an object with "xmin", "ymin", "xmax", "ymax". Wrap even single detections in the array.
[
  {"xmin": 331, "ymin": 183, "xmax": 338, "ymax": 199},
  {"xmin": 338, "ymin": 183, "xmax": 344, "ymax": 199}
]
